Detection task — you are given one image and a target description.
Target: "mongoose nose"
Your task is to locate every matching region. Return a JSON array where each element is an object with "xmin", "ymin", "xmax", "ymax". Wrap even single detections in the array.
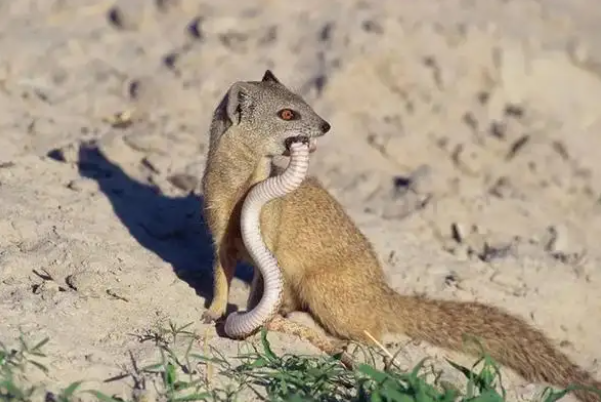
[{"xmin": 320, "ymin": 121, "xmax": 331, "ymax": 133}]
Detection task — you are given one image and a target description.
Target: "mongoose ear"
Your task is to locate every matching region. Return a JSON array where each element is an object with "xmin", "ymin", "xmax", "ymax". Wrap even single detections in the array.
[
  {"xmin": 262, "ymin": 70, "xmax": 281, "ymax": 84},
  {"xmin": 226, "ymin": 82, "xmax": 253, "ymax": 125}
]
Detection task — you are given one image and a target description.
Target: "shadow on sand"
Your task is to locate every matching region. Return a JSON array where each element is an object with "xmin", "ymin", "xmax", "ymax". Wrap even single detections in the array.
[{"xmin": 47, "ymin": 141, "xmax": 253, "ymax": 316}]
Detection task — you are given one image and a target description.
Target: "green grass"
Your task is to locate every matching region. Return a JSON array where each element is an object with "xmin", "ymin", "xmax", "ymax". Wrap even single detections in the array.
[{"xmin": 0, "ymin": 322, "xmax": 588, "ymax": 402}]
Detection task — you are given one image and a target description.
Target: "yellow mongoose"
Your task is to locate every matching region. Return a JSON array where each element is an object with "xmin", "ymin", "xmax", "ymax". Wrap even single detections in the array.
[{"xmin": 201, "ymin": 70, "xmax": 600, "ymax": 402}]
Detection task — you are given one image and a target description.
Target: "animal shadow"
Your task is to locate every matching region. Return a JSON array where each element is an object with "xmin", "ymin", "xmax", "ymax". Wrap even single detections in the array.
[{"xmin": 52, "ymin": 141, "xmax": 252, "ymax": 316}]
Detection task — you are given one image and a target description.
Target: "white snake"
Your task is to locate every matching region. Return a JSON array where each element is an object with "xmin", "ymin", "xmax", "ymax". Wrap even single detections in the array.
[{"xmin": 223, "ymin": 136, "xmax": 311, "ymax": 338}]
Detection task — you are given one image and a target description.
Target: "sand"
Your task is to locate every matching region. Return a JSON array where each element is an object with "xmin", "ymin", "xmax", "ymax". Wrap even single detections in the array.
[{"xmin": 0, "ymin": 0, "xmax": 600, "ymax": 401}]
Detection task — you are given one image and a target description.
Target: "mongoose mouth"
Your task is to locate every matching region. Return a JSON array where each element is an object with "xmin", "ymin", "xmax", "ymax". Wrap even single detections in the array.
[{"xmin": 283, "ymin": 137, "xmax": 317, "ymax": 156}]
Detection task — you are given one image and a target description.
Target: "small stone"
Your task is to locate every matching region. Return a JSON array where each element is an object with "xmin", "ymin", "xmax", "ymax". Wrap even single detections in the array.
[
  {"xmin": 543, "ymin": 225, "xmax": 577, "ymax": 257},
  {"xmin": 34, "ymin": 281, "xmax": 62, "ymax": 299},
  {"xmin": 477, "ymin": 242, "xmax": 514, "ymax": 262},
  {"xmin": 505, "ymin": 135, "xmax": 530, "ymax": 160},
  {"xmin": 168, "ymin": 173, "xmax": 198, "ymax": 192},
  {"xmin": 163, "ymin": 52, "xmax": 178, "ymax": 70},
  {"xmin": 504, "ymin": 103, "xmax": 524, "ymax": 118},
  {"xmin": 64, "ymin": 272, "xmax": 103, "ymax": 298},
  {"xmin": 462, "ymin": 111, "xmax": 478, "ymax": 131},
  {"xmin": 187, "ymin": 16, "xmax": 203, "ymax": 39},
  {"xmin": 489, "ymin": 121, "xmax": 506, "ymax": 139},
  {"xmin": 106, "ymin": 2, "xmax": 144, "ymax": 30},
  {"xmin": 489, "ymin": 176, "xmax": 514, "ymax": 198},
  {"xmin": 46, "ymin": 143, "xmax": 80, "ymax": 164},
  {"xmin": 362, "ymin": 20, "xmax": 383, "ymax": 34}
]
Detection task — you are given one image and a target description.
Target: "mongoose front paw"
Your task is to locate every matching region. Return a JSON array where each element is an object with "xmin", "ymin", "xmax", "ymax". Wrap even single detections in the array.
[{"xmin": 201, "ymin": 310, "xmax": 223, "ymax": 324}]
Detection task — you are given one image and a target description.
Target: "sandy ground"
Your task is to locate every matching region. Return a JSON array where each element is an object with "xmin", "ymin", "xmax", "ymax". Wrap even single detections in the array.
[{"xmin": 1, "ymin": 0, "xmax": 600, "ymax": 400}]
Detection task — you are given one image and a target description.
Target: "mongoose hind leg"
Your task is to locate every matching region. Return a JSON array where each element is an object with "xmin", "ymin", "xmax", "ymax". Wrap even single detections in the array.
[
  {"xmin": 300, "ymin": 270, "xmax": 386, "ymax": 346},
  {"xmin": 266, "ymin": 314, "xmax": 354, "ymax": 369},
  {"xmin": 202, "ymin": 249, "xmax": 237, "ymax": 323}
]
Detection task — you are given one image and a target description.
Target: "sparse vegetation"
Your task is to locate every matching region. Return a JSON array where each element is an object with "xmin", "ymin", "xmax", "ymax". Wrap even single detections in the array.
[{"xmin": 0, "ymin": 323, "xmax": 592, "ymax": 402}]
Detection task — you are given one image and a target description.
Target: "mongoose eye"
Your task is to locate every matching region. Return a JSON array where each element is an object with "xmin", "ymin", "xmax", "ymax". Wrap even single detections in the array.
[{"xmin": 278, "ymin": 109, "xmax": 298, "ymax": 121}]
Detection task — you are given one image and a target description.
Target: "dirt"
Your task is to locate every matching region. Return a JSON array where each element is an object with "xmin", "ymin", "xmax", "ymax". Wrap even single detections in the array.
[{"xmin": 0, "ymin": 0, "xmax": 600, "ymax": 401}]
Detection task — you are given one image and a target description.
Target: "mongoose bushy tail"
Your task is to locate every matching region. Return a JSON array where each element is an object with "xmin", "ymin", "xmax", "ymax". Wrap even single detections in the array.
[{"xmin": 381, "ymin": 287, "xmax": 601, "ymax": 402}]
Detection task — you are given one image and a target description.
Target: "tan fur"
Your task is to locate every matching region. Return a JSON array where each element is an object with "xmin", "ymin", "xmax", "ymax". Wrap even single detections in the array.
[{"xmin": 201, "ymin": 71, "xmax": 600, "ymax": 402}]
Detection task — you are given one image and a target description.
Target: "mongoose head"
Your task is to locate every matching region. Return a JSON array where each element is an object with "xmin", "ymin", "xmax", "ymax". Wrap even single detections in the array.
[{"xmin": 215, "ymin": 70, "xmax": 331, "ymax": 157}]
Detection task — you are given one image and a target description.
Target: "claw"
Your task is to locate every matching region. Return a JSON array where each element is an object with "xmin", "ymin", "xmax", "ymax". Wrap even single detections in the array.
[{"xmin": 201, "ymin": 310, "xmax": 222, "ymax": 324}]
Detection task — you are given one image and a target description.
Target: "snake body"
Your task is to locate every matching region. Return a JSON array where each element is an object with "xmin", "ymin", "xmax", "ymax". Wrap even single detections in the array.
[{"xmin": 223, "ymin": 136, "xmax": 311, "ymax": 338}]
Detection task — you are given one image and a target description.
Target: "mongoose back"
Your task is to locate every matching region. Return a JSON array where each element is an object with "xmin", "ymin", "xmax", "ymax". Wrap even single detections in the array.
[{"xmin": 201, "ymin": 70, "xmax": 601, "ymax": 402}]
